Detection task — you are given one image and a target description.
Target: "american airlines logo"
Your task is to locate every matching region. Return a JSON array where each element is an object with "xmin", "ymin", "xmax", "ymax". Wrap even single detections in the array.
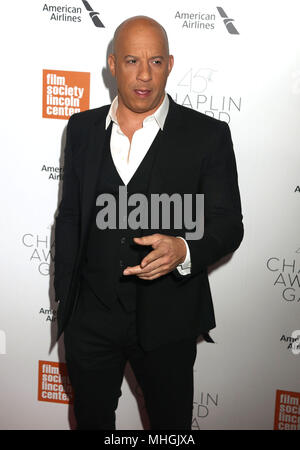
[
  {"xmin": 216, "ymin": 7, "xmax": 239, "ymax": 35},
  {"xmin": 82, "ymin": 0, "xmax": 105, "ymax": 27},
  {"xmin": 42, "ymin": 1, "xmax": 105, "ymax": 28},
  {"xmin": 174, "ymin": 7, "xmax": 240, "ymax": 35}
]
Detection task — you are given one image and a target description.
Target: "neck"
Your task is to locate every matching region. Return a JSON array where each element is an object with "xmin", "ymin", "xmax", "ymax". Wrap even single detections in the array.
[{"xmin": 116, "ymin": 94, "xmax": 165, "ymax": 132}]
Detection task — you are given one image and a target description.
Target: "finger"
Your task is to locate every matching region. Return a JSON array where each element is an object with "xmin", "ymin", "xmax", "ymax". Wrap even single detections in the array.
[
  {"xmin": 140, "ymin": 248, "xmax": 165, "ymax": 268},
  {"xmin": 133, "ymin": 234, "xmax": 162, "ymax": 247},
  {"xmin": 124, "ymin": 257, "xmax": 165, "ymax": 275},
  {"xmin": 138, "ymin": 271, "xmax": 166, "ymax": 280},
  {"xmin": 137, "ymin": 264, "xmax": 169, "ymax": 279},
  {"xmin": 139, "ymin": 257, "xmax": 169, "ymax": 274},
  {"xmin": 123, "ymin": 265, "xmax": 142, "ymax": 275},
  {"xmin": 138, "ymin": 274, "xmax": 161, "ymax": 280}
]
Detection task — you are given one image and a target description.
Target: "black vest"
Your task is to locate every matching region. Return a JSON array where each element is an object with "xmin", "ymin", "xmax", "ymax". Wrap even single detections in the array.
[{"xmin": 81, "ymin": 123, "xmax": 160, "ymax": 311}]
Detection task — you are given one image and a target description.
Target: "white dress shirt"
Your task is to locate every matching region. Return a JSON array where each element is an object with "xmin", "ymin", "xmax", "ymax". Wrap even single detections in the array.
[{"xmin": 105, "ymin": 94, "xmax": 191, "ymax": 275}]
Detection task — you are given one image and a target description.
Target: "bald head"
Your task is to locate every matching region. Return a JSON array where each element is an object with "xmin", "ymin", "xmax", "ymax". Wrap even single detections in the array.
[{"xmin": 112, "ymin": 16, "xmax": 170, "ymax": 56}]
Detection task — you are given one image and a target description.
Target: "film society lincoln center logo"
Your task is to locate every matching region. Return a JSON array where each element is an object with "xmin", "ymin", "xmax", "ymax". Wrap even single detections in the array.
[
  {"xmin": 42, "ymin": 69, "xmax": 90, "ymax": 120},
  {"xmin": 274, "ymin": 390, "xmax": 300, "ymax": 430},
  {"xmin": 38, "ymin": 360, "xmax": 73, "ymax": 404}
]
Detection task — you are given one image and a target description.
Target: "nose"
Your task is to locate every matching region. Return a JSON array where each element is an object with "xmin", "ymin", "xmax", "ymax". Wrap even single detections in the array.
[{"xmin": 137, "ymin": 61, "xmax": 152, "ymax": 82}]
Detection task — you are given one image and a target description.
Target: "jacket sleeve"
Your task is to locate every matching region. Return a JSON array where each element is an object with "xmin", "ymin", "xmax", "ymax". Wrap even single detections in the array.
[
  {"xmin": 177, "ymin": 121, "xmax": 243, "ymax": 279},
  {"xmin": 54, "ymin": 115, "xmax": 81, "ymax": 302}
]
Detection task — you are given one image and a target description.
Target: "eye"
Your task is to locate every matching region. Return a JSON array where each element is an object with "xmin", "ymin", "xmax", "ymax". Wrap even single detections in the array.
[
  {"xmin": 153, "ymin": 59, "xmax": 162, "ymax": 65},
  {"xmin": 127, "ymin": 59, "xmax": 137, "ymax": 64}
]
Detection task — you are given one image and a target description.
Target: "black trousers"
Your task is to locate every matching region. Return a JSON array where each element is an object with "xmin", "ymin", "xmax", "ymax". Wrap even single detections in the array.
[{"xmin": 64, "ymin": 282, "xmax": 197, "ymax": 430}]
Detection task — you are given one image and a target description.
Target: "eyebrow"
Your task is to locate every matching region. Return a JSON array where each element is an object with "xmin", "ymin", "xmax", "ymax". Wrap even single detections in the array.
[{"xmin": 124, "ymin": 55, "xmax": 165, "ymax": 60}]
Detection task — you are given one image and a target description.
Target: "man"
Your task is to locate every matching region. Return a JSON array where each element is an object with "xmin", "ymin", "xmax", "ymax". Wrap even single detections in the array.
[{"xmin": 54, "ymin": 16, "xmax": 243, "ymax": 430}]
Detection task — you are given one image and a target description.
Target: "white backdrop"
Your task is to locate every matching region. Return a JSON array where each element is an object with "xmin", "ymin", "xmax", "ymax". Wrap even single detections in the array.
[{"xmin": 1, "ymin": 0, "xmax": 299, "ymax": 430}]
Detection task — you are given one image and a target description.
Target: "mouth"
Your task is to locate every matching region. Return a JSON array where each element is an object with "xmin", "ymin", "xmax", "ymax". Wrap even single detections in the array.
[{"xmin": 134, "ymin": 89, "xmax": 152, "ymax": 98}]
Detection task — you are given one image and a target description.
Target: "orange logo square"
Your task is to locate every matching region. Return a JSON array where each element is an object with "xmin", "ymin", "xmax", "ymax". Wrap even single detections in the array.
[
  {"xmin": 274, "ymin": 389, "xmax": 300, "ymax": 430},
  {"xmin": 42, "ymin": 69, "xmax": 90, "ymax": 120},
  {"xmin": 38, "ymin": 360, "xmax": 73, "ymax": 404}
]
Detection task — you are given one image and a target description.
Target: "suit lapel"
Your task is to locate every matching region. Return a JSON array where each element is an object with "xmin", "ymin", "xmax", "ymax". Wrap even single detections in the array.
[
  {"xmin": 147, "ymin": 95, "xmax": 184, "ymax": 194},
  {"xmin": 80, "ymin": 113, "xmax": 110, "ymax": 243}
]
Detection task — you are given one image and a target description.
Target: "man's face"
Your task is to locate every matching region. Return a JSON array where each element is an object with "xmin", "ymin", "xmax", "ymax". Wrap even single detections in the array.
[{"xmin": 108, "ymin": 22, "xmax": 174, "ymax": 115}]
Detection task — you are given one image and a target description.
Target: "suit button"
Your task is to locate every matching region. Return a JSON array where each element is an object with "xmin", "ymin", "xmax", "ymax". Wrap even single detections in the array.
[
  {"xmin": 121, "ymin": 237, "xmax": 126, "ymax": 244},
  {"xmin": 120, "ymin": 260, "xmax": 124, "ymax": 268}
]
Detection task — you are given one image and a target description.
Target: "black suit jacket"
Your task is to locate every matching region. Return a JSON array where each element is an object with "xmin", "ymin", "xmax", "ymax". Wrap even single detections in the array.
[{"xmin": 54, "ymin": 95, "xmax": 243, "ymax": 350}]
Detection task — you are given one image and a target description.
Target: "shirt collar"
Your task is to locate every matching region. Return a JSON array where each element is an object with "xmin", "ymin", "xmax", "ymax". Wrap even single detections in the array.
[{"xmin": 105, "ymin": 93, "xmax": 169, "ymax": 131}]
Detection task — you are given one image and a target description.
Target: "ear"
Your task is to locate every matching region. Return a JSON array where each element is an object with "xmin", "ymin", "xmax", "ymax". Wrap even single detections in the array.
[
  {"xmin": 168, "ymin": 55, "xmax": 174, "ymax": 75},
  {"xmin": 108, "ymin": 54, "xmax": 116, "ymax": 77}
]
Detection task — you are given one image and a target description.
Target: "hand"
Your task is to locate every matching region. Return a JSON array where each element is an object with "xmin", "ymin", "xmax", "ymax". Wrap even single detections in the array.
[{"xmin": 123, "ymin": 233, "xmax": 187, "ymax": 281}]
